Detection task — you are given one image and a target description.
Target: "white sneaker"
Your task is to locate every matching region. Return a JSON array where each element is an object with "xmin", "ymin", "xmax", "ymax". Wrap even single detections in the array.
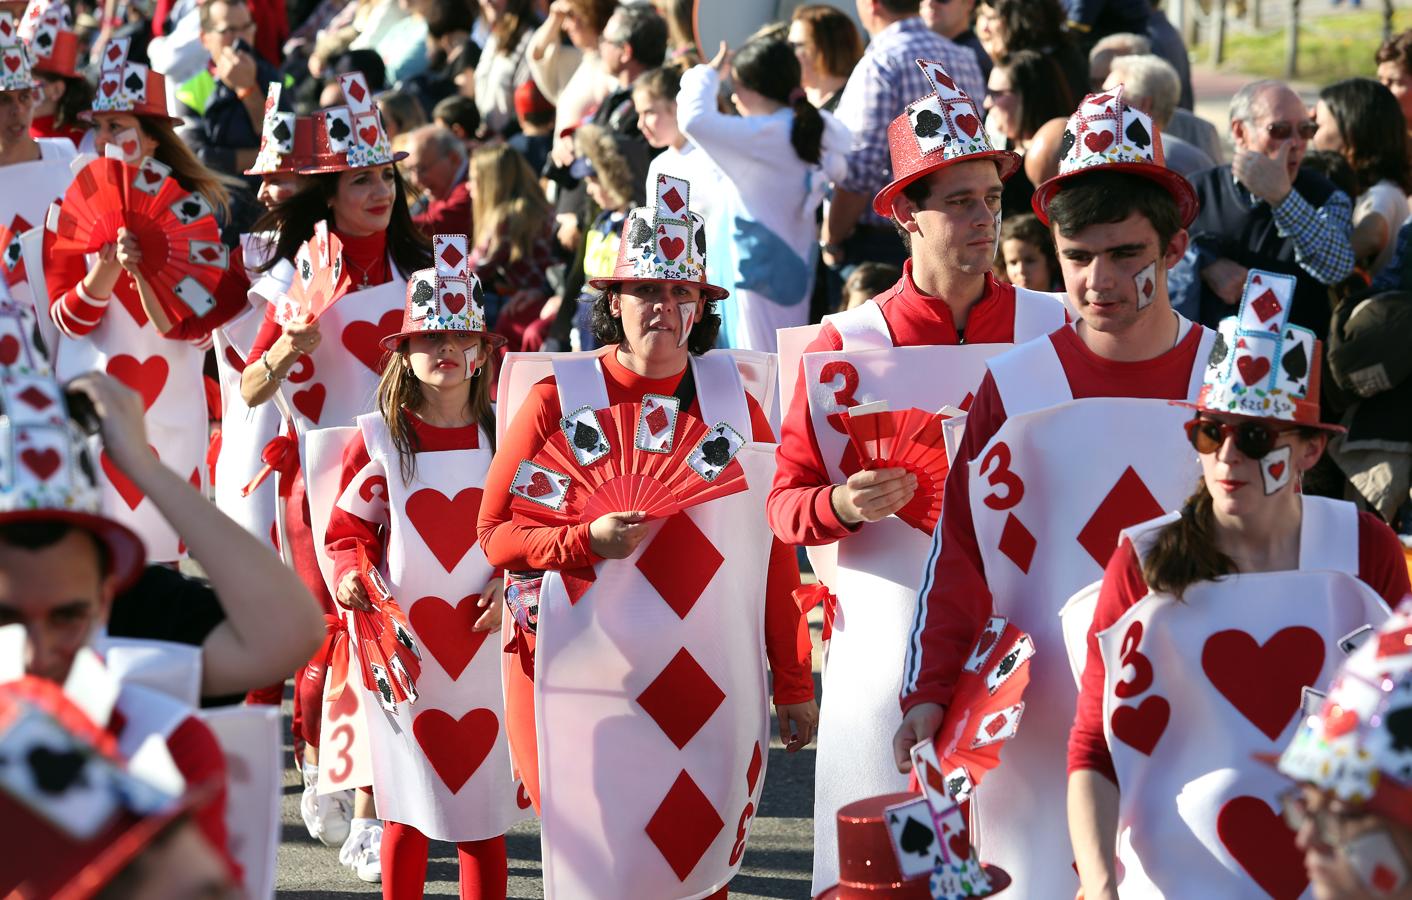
[
  {"xmin": 299, "ymin": 764, "xmax": 352, "ymax": 847},
  {"xmin": 339, "ymin": 818, "xmax": 383, "ymax": 884}
]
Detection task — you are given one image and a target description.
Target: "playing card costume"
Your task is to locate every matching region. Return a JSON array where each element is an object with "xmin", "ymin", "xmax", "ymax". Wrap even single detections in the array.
[
  {"xmin": 1063, "ymin": 274, "xmax": 1408, "ymax": 896},
  {"xmin": 480, "ymin": 178, "xmax": 812, "ymax": 899},
  {"xmin": 766, "ymin": 60, "xmax": 1067, "ymax": 893},
  {"xmin": 900, "ymin": 88, "xmax": 1216, "ymax": 895}
]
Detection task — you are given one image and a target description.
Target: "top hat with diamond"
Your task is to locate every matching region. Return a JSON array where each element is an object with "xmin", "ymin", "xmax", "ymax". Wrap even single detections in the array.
[
  {"xmin": 81, "ymin": 37, "xmax": 182, "ymax": 125},
  {"xmin": 587, "ymin": 172, "xmax": 730, "ymax": 301},
  {"xmin": 1031, "ymin": 84, "xmax": 1199, "ymax": 227},
  {"xmin": 20, "ymin": 0, "xmax": 77, "ymax": 79},
  {"xmin": 381, "ymin": 234, "xmax": 506, "ymax": 350},
  {"xmin": 244, "ymin": 81, "xmax": 315, "ymax": 176},
  {"xmin": 1178, "ymin": 268, "xmax": 1339, "ymax": 432},
  {"xmin": 872, "ymin": 59, "xmax": 1021, "ymax": 218},
  {"xmin": 0, "ymin": 12, "xmax": 36, "ymax": 92},
  {"xmin": 298, "ymin": 72, "xmax": 406, "ymax": 174}
]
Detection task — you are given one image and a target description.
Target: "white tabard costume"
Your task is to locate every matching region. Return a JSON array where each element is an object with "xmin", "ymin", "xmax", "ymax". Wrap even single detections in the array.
[
  {"xmin": 1099, "ymin": 498, "xmax": 1389, "ymax": 898},
  {"xmin": 533, "ymin": 352, "xmax": 774, "ymax": 900},
  {"xmin": 797, "ymin": 292, "xmax": 1067, "ymax": 893},
  {"xmin": 332, "ymin": 413, "xmax": 529, "ymax": 841},
  {"xmin": 951, "ymin": 321, "xmax": 1217, "ymax": 897},
  {"xmin": 4, "ymin": 137, "xmax": 76, "ymax": 356}
]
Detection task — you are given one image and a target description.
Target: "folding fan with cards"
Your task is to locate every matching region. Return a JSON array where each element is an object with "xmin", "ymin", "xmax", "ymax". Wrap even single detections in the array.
[
  {"xmin": 276, "ymin": 221, "xmax": 351, "ymax": 325},
  {"xmin": 508, "ymin": 396, "xmax": 749, "ymax": 527},
  {"xmin": 347, "ymin": 545, "xmax": 423, "ymax": 714},
  {"xmin": 842, "ymin": 401, "xmax": 963, "ymax": 534}
]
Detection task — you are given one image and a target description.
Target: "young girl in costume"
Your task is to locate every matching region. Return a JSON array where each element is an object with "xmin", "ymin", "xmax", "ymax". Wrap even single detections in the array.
[{"xmin": 324, "ymin": 242, "xmax": 526, "ymax": 900}]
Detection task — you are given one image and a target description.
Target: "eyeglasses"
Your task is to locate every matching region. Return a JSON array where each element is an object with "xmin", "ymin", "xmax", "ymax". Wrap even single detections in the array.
[
  {"xmin": 1185, "ymin": 416, "xmax": 1295, "ymax": 459},
  {"xmin": 209, "ymin": 21, "xmax": 255, "ymax": 36},
  {"xmin": 1263, "ymin": 119, "xmax": 1319, "ymax": 141}
]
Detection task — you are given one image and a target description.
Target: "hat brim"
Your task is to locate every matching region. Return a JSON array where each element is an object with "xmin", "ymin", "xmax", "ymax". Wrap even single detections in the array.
[
  {"xmin": 0, "ymin": 508, "xmax": 145, "ymax": 590},
  {"xmin": 242, "ymin": 161, "xmax": 314, "ymax": 177},
  {"xmin": 380, "ymin": 327, "xmax": 509, "ymax": 351},
  {"xmin": 586, "ymin": 275, "xmax": 730, "ymax": 302},
  {"xmin": 813, "ymin": 864, "xmax": 1011, "ymax": 899},
  {"xmin": 298, "ymin": 151, "xmax": 410, "ymax": 175},
  {"xmin": 1168, "ymin": 401, "xmax": 1348, "ymax": 434},
  {"xmin": 1032, "ymin": 162, "xmax": 1200, "ymax": 228},
  {"xmin": 78, "ymin": 108, "xmax": 186, "ymax": 128},
  {"xmin": 33, "ymin": 62, "xmax": 82, "ymax": 80},
  {"xmin": 872, "ymin": 150, "xmax": 1023, "ymax": 218}
]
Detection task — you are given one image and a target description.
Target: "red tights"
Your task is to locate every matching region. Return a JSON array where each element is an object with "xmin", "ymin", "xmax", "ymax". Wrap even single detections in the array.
[{"xmin": 380, "ymin": 822, "xmax": 507, "ymax": 900}]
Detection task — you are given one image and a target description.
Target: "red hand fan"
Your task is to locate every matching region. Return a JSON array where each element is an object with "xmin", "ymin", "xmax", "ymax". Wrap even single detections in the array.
[
  {"xmin": 509, "ymin": 400, "xmax": 749, "ymax": 527},
  {"xmin": 842, "ymin": 404, "xmax": 957, "ymax": 534},
  {"xmin": 285, "ymin": 229, "xmax": 352, "ymax": 323},
  {"xmin": 48, "ymin": 155, "xmax": 127, "ymax": 255},
  {"xmin": 349, "ymin": 544, "xmax": 423, "ymax": 713}
]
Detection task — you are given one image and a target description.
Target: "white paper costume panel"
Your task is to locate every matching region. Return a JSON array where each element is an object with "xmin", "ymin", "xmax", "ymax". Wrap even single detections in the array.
[
  {"xmin": 3, "ymin": 137, "xmax": 76, "ymax": 357},
  {"xmin": 331, "ymin": 413, "xmax": 529, "ymax": 841},
  {"xmin": 199, "ymin": 705, "xmax": 281, "ymax": 900},
  {"xmin": 1101, "ymin": 498, "xmax": 1388, "ymax": 898},
  {"xmin": 794, "ymin": 291, "xmax": 1067, "ymax": 894},
  {"xmin": 949, "ymin": 325, "xmax": 1214, "ymax": 896},
  {"xmin": 532, "ymin": 353, "xmax": 773, "ymax": 899}
]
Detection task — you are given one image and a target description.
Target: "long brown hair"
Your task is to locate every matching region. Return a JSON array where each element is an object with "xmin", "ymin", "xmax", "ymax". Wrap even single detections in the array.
[
  {"xmin": 374, "ymin": 336, "xmax": 497, "ymax": 483},
  {"xmin": 470, "ymin": 144, "xmax": 549, "ymax": 261},
  {"xmin": 139, "ymin": 115, "xmax": 233, "ymax": 219},
  {"xmin": 1140, "ymin": 480, "xmax": 1238, "ymax": 601}
]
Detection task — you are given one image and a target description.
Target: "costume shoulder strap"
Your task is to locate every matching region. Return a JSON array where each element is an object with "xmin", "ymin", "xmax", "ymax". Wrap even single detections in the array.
[
  {"xmin": 1298, "ymin": 496, "xmax": 1360, "ymax": 574},
  {"xmin": 988, "ymin": 333, "xmax": 1072, "ymax": 415},
  {"xmin": 550, "ymin": 355, "xmax": 610, "ymax": 413},
  {"xmin": 822, "ymin": 300, "xmax": 892, "ymax": 351},
  {"xmin": 1012, "ymin": 286, "xmax": 1070, "ymax": 340},
  {"xmin": 691, "ymin": 351, "xmax": 749, "ymax": 434}
]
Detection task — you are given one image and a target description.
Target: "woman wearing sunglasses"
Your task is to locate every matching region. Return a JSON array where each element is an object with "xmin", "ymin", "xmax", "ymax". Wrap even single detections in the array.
[{"xmin": 1066, "ymin": 269, "xmax": 1410, "ymax": 900}]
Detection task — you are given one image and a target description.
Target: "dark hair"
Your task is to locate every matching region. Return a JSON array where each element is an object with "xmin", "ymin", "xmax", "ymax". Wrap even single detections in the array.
[
  {"xmin": 791, "ymin": 4, "xmax": 865, "ymax": 80},
  {"xmin": 424, "ymin": 0, "xmax": 474, "ymax": 40},
  {"xmin": 433, "ymin": 94, "xmax": 481, "ymax": 137},
  {"xmin": 877, "ymin": 0, "xmax": 922, "ymax": 13},
  {"xmin": 998, "ymin": 50, "xmax": 1074, "ymax": 142},
  {"xmin": 1045, "ymin": 171, "xmax": 1183, "ymax": 248},
  {"xmin": 0, "ymin": 521, "xmax": 111, "ymax": 575},
  {"xmin": 567, "ymin": 0, "xmax": 617, "ymax": 35},
  {"xmin": 633, "ymin": 65, "xmax": 683, "ymax": 105},
  {"xmin": 1000, "ymin": 212, "xmax": 1059, "ymax": 280},
  {"xmin": 732, "ymin": 37, "xmax": 824, "ymax": 165},
  {"xmin": 605, "ymin": 5, "xmax": 668, "ymax": 70},
  {"xmin": 197, "ymin": 0, "xmax": 248, "ymax": 33},
  {"xmin": 331, "ymin": 49, "xmax": 387, "ymax": 92},
  {"xmin": 978, "ymin": 0, "xmax": 1072, "ymax": 59},
  {"xmin": 1300, "ymin": 149, "xmax": 1358, "ymax": 198},
  {"xmin": 36, "ymin": 72, "xmax": 92, "ymax": 132},
  {"xmin": 254, "ymin": 167, "xmax": 431, "ymax": 277},
  {"xmin": 590, "ymin": 286, "xmax": 722, "ymax": 354},
  {"xmin": 843, "ymin": 262, "xmax": 902, "ymax": 304},
  {"xmin": 490, "ymin": 0, "xmax": 536, "ymax": 50},
  {"xmin": 1318, "ymin": 77, "xmax": 1412, "ymax": 194},
  {"xmin": 1376, "ymin": 29, "xmax": 1412, "ymax": 77}
]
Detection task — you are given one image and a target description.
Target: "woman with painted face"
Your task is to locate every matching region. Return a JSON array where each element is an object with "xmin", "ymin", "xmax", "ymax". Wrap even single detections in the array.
[
  {"xmin": 478, "ymin": 177, "xmax": 815, "ymax": 899},
  {"xmin": 1066, "ymin": 269, "xmax": 1411, "ymax": 900}
]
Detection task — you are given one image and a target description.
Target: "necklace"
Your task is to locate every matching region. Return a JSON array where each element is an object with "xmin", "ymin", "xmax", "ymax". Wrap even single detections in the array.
[{"xmin": 344, "ymin": 254, "xmax": 378, "ymax": 288}]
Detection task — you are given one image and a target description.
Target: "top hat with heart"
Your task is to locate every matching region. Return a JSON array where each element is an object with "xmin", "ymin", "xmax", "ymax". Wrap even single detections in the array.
[
  {"xmin": 298, "ymin": 72, "xmax": 407, "ymax": 174},
  {"xmin": 19, "ymin": 0, "xmax": 77, "ymax": 79},
  {"xmin": 871, "ymin": 59, "xmax": 1021, "ymax": 218},
  {"xmin": 245, "ymin": 81, "xmax": 315, "ymax": 176},
  {"xmin": 0, "ymin": 12, "xmax": 37, "ymax": 92},
  {"xmin": 82, "ymin": 37, "xmax": 182, "ymax": 125},
  {"xmin": 587, "ymin": 172, "xmax": 730, "ymax": 301},
  {"xmin": 1031, "ymin": 84, "xmax": 1199, "ymax": 227},
  {"xmin": 1176, "ymin": 268, "xmax": 1338, "ymax": 432},
  {"xmin": 381, "ymin": 233, "xmax": 506, "ymax": 349}
]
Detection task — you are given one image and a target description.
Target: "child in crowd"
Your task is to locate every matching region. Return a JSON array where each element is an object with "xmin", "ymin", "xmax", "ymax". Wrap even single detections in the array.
[
  {"xmin": 633, "ymin": 64, "xmax": 720, "ymax": 221},
  {"xmin": 998, "ymin": 213, "xmax": 1061, "ymax": 291},
  {"xmin": 839, "ymin": 262, "xmax": 902, "ymax": 312}
]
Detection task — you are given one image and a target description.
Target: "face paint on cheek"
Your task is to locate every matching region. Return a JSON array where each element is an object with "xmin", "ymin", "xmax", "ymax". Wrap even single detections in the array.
[
  {"xmin": 1259, "ymin": 444, "xmax": 1292, "ymax": 495},
  {"xmin": 678, "ymin": 303, "xmax": 695, "ymax": 348},
  {"xmin": 1134, "ymin": 260, "xmax": 1157, "ymax": 310},
  {"xmin": 1344, "ymin": 830, "xmax": 1410, "ymax": 896},
  {"xmin": 113, "ymin": 127, "xmax": 142, "ymax": 164},
  {"xmin": 463, "ymin": 347, "xmax": 478, "ymax": 379}
]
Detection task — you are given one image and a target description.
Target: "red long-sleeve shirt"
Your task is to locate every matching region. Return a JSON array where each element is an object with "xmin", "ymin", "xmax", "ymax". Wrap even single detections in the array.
[
  {"xmin": 900, "ymin": 322, "xmax": 1210, "ymax": 713},
  {"xmin": 1067, "ymin": 512, "xmax": 1411, "ymax": 783},
  {"xmin": 477, "ymin": 348, "xmax": 814, "ymax": 704},
  {"xmin": 768, "ymin": 267, "xmax": 1035, "ymax": 547}
]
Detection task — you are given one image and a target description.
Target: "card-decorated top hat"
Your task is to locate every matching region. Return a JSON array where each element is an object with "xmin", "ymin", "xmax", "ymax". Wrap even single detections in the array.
[
  {"xmin": 1180, "ymin": 268, "xmax": 1339, "ymax": 431},
  {"xmin": 82, "ymin": 37, "xmax": 182, "ymax": 125},
  {"xmin": 0, "ymin": 12, "xmax": 36, "ymax": 92},
  {"xmin": 382, "ymin": 234, "xmax": 506, "ymax": 350},
  {"xmin": 245, "ymin": 82, "xmax": 315, "ymax": 176},
  {"xmin": 298, "ymin": 72, "xmax": 406, "ymax": 174},
  {"xmin": 1031, "ymin": 84, "xmax": 1199, "ymax": 227},
  {"xmin": 19, "ymin": 0, "xmax": 77, "ymax": 79},
  {"xmin": 872, "ymin": 59, "xmax": 1021, "ymax": 218},
  {"xmin": 586, "ymin": 172, "xmax": 729, "ymax": 301}
]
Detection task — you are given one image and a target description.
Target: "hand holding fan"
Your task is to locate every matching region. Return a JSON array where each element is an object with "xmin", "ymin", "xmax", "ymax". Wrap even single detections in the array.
[
  {"xmin": 842, "ymin": 402, "xmax": 962, "ymax": 534},
  {"xmin": 348, "ymin": 544, "xmax": 423, "ymax": 714},
  {"xmin": 278, "ymin": 222, "xmax": 352, "ymax": 325},
  {"xmin": 47, "ymin": 154, "xmax": 128, "ymax": 255}
]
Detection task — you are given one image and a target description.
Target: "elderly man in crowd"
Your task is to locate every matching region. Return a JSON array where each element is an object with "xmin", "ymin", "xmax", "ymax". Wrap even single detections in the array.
[
  {"xmin": 1089, "ymin": 31, "xmax": 1218, "ymax": 159},
  {"xmin": 405, "ymin": 123, "xmax": 472, "ymax": 236},
  {"xmin": 1103, "ymin": 54, "xmax": 1214, "ymax": 177}
]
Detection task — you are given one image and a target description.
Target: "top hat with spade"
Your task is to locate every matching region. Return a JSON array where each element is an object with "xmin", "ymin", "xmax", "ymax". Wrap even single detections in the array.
[
  {"xmin": 381, "ymin": 233, "xmax": 506, "ymax": 350},
  {"xmin": 19, "ymin": 0, "xmax": 77, "ymax": 79},
  {"xmin": 244, "ymin": 81, "xmax": 315, "ymax": 176},
  {"xmin": 871, "ymin": 59, "xmax": 1021, "ymax": 218},
  {"xmin": 1031, "ymin": 84, "xmax": 1198, "ymax": 228},
  {"xmin": 299, "ymin": 72, "xmax": 407, "ymax": 175},
  {"xmin": 0, "ymin": 12, "xmax": 37, "ymax": 92},
  {"xmin": 586, "ymin": 172, "xmax": 730, "ymax": 301},
  {"xmin": 81, "ymin": 37, "xmax": 182, "ymax": 125},
  {"xmin": 1176, "ymin": 268, "xmax": 1340, "ymax": 432}
]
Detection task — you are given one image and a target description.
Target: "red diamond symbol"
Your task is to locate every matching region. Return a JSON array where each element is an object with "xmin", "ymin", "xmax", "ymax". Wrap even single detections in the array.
[
  {"xmin": 198, "ymin": 246, "xmax": 221, "ymax": 262},
  {"xmin": 661, "ymin": 186, "xmax": 685, "ymax": 212},
  {"xmin": 1076, "ymin": 466, "xmax": 1165, "ymax": 567},
  {"xmin": 645, "ymin": 770, "xmax": 725, "ymax": 881},
  {"xmin": 1251, "ymin": 288, "xmax": 1282, "ymax": 323},
  {"xmin": 440, "ymin": 243, "xmax": 464, "ymax": 270},
  {"xmin": 745, "ymin": 741, "xmax": 762, "ymax": 794},
  {"xmin": 16, "ymin": 386, "xmax": 52, "ymax": 410},
  {"xmin": 637, "ymin": 513, "xmax": 722, "ymax": 618},
  {"xmin": 998, "ymin": 513, "xmax": 1036, "ymax": 574},
  {"xmin": 635, "ymin": 648, "xmax": 725, "ymax": 749},
  {"xmin": 646, "ymin": 404, "xmax": 669, "ymax": 435}
]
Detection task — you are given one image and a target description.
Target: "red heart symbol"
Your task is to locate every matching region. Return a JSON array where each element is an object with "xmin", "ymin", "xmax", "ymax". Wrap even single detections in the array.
[
  {"xmin": 358, "ymin": 474, "xmax": 387, "ymax": 504},
  {"xmin": 141, "ymin": 167, "xmax": 162, "ymax": 185},
  {"xmin": 974, "ymin": 628, "xmax": 997, "ymax": 657},
  {"xmin": 954, "ymin": 113, "xmax": 980, "ymax": 137},
  {"xmin": 412, "ymin": 708, "xmax": 499, "ymax": 793},
  {"xmin": 1373, "ymin": 863, "xmax": 1401, "ymax": 892},
  {"xmin": 1084, "ymin": 131, "xmax": 1114, "ymax": 153},
  {"xmin": 120, "ymin": 140, "xmax": 137, "ymax": 158},
  {"xmin": 4, "ymin": 57, "xmax": 18, "ymax": 72},
  {"xmin": 21, "ymin": 448, "xmax": 60, "ymax": 480},
  {"xmin": 947, "ymin": 828, "xmax": 969, "ymax": 861},
  {"xmin": 1267, "ymin": 460, "xmax": 1286, "ymax": 481},
  {"xmin": 658, "ymin": 236, "xmax": 685, "ymax": 260},
  {"xmin": 405, "ymin": 487, "xmax": 482, "ymax": 572},
  {"xmin": 1322, "ymin": 704, "xmax": 1358, "ymax": 738},
  {"xmin": 101, "ymin": 445, "xmax": 158, "ymax": 510},
  {"xmin": 106, "ymin": 354, "xmax": 168, "ymax": 411},
  {"xmin": 525, "ymin": 471, "xmax": 552, "ymax": 498},
  {"xmin": 1235, "ymin": 355, "xmax": 1271, "ymax": 386},
  {"xmin": 328, "ymin": 679, "xmax": 359, "ymax": 721},
  {"xmin": 1217, "ymin": 796, "xmax": 1308, "ymax": 900},
  {"xmin": 408, "ymin": 595, "xmax": 490, "ymax": 680},
  {"xmin": 101, "ymin": 79, "xmax": 118, "ymax": 97},
  {"xmin": 1110, "ymin": 695, "xmax": 1170, "ymax": 755},
  {"xmin": 0, "ymin": 334, "xmax": 19, "ymax": 365},
  {"xmin": 358, "ymin": 125, "xmax": 380, "ymax": 147},
  {"xmin": 292, "ymin": 383, "xmax": 326, "ymax": 423},
  {"xmin": 442, "ymin": 291, "xmax": 466, "ymax": 313},
  {"xmin": 341, "ymin": 310, "xmax": 403, "ymax": 374},
  {"xmin": 1203, "ymin": 627, "xmax": 1324, "ymax": 740}
]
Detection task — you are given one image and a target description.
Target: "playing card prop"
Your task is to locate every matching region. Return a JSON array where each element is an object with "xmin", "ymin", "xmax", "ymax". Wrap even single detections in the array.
[
  {"xmin": 587, "ymin": 174, "xmax": 729, "ymax": 301},
  {"xmin": 841, "ymin": 401, "xmax": 962, "ymax": 534},
  {"xmin": 0, "ymin": 13, "xmax": 37, "ymax": 92},
  {"xmin": 328, "ymin": 545, "xmax": 423, "ymax": 715},
  {"xmin": 380, "ymin": 234, "xmax": 502, "ymax": 349},
  {"xmin": 90, "ymin": 38, "xmax": 167, "ymax": 119},
  {"xmin": 22, "ymin": 0, "xmax": 78, "ymax": 80},
  {"xmin": 300, "ymin": 73, "xmax": 401, "ymax": 173},
  {"xmin": 246, "ymin": 81, "xmax": 305, "ymax": 176},
  {"xmin": 46, "ymin": 153, "xmax": 228, "ymax": 325},
  {"xmin": 0, "ymin": 214, "xmax": 31, "ymax": 289},
  {"xmin": 275, "ymin": 221, "xmax": 350, "ymax": 326},
  {"xmin": 883, "ymin": 793, "xmax": 997, "ymax": 899},
  {"xmin": 1197, "ymin": 269, "xmax": 1327, "ymax": 429}
]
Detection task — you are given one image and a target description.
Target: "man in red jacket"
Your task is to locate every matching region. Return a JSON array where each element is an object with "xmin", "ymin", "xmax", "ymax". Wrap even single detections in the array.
[{"xmin": 407, "ymin": 124, "xmax": 472, "ymax": 237}]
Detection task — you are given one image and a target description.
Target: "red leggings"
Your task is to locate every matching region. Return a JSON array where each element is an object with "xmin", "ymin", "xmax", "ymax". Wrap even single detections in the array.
[
  {"xmin": 381, "ymin": 822, "xmax": 507, "ymax": 900},
  {"xmin": 286, "ymin": 471, "xmax": 337, "ymax": 749}
]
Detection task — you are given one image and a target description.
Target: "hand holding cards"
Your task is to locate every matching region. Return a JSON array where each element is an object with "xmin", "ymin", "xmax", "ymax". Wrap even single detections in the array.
[{"xmin": 276, "ymin": 222, "xmax": 352, "ymax": 326}]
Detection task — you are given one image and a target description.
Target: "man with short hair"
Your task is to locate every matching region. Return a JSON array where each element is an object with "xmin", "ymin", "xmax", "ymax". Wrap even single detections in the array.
[
  {"xmin": 1104, "ymin": 53, "xmax": 1213, "ymax": 177},
  {"xmin": 591, "ymin": 5, "xmax": 665, "ymax": 139},
  {"xmin": 406, "ymin": 124, "xmax": 471, "ymax": 236},
  {"xmin": 1174, "ymin": 79, "xmax": 1354, "ymax": 338},
  {"xmin": 919, "ymin": 0, "xmax": 990, "ymax": 81}
]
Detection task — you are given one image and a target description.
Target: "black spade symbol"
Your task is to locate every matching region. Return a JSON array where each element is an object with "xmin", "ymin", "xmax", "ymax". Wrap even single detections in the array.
[
  {"xmin": 1281, "ymin": 340, "xmax": 1309, "ymax": 381},
  {"xmin": 1124, "ymin": 117, "xmax": 1151, "ymax": 149},
  {"xmin": 1059, "ymin": 129, "xmax": 1076, "ymax": 158},
  {"xmin": 471, "ymin": 278, "xmax": 484, "ymax": 307},
  {"xmin": 996, "ymin": 648, "xmax": 1019, "ymax": 677},
  {"xmin": 572, "ymin": 420, "xmax": 600, "ymax": 451},
  {"xmin": 27, "ymin": 745, "xmax": 87, "ymax": 794},
  {"xmin": 701, "ymin": 436, "xmax": 731, "ymax": 467},
  {"xmin": 946, "ymin": 775, "xmax": 968, "ymax": 796},
  {"xmin": 627, "ymin": 217, "xmax": 652, "ymax": 248},
  {"xmin": 394, "ymin": 621, "xmax": 414, "ymax": 651},
  {"xmin": 180, "ymin": 200, "xmax": 202, "ymax": 220},
  {"xmin": 899, "ymin": 816, "xmax": 934, "ymax": 856},
  {"xmin": 376, "ymin": 672, "xmax": 392, "ymax": 702},
  {"xmin": 299, "ymin": 259, "xmax": 312, "ymax": 279},
  {"xmin": 1387, "ymin": 707, "xmax": 1412, "ymax": 753},
  {"xmin": 272, "ymin": 119, "xmax": 292, "ymax": 142},
  {"xmin": 1208, "ymin": 331, "xmax": 1228, "ymax": 368},
  {"xmin": 694, "ymin": 226, "xmax": 706, "ymax": 257},
  {"xmin": 328, "ymin": 116, "xmax": 350, "ymax": 141},
  {"xmin": 411, "ymin": 280, "xmax": 434, "ymax": 306},
  {"xmin": 6, "ymin": 240, "xmax": 20, "ymax": 264},
  {"xmin": 913, "ymin": 108, "xmax": 944, "ymax": 139},
  {"xmin": 36, "ymin": 32, "xmax": 51, "ymax": 49},
  {"xmin": 124, "ymin": 71, "xmax": 143, "ymax": 93}
]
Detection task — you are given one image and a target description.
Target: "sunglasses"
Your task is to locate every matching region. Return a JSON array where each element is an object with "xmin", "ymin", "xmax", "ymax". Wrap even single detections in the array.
[
  {"xmin": 1185, "ymin": 417, "xmax": 1294, "ymax": 459},
  {"xmin": 1263, "ymin": 119, "xmax": 1319, "ymax": 140}
]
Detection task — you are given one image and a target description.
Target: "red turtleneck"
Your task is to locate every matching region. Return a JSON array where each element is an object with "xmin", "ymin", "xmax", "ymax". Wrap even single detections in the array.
[{"xmin": 30, "ymin": 114, "xmax": 85, "ymax": 148}]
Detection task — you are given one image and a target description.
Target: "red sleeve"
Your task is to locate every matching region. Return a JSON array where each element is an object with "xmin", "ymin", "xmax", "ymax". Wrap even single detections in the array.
[
  {"xmin": 324, "ymin": 430, "xmax": 385, "ymax": 586},
  {"xmin": 477, "ymin": 379, "xmax": 599, "ymax": 572},
  {"xmin": 245, "ymin": 301, "xmax": 282, "ymax": 365},
  {"xmin": 162, "ymin": 244, "xmax": 252, "ymax": 342},
  {"xmin": 766, "ymin": 324, "xmax": 862, "ymax": 546},
  {"xmin": 1067, "ymin": 539, "xmax": 1149, "ymax": 783},
  {"xmin": 900, "ymin": 371, "xmax": 1009, "ymax": 713},
  {"xmin": 45, "ymin": 228, "xmax": 111, "ymax": 338},
  {"xmin": 167, "ymin": 716, "xmax": 242, "ymax": 883},
  {"xmin": 1357, "ymin": 510, "xmax": 1412, "ymax": 607}
]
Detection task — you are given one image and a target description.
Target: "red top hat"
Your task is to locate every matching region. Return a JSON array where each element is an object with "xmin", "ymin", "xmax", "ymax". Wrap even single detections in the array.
[
  {"xmin": 299, "ymin": 72, "xmax": 407, "ymax": 174},
  {"xmin": 381, "ymin": 234, "xmax": 506, "ymax": 350},
  {"xmin": 21, "ymin": 0, "xmax": 78, "ymax": 80},
  {"xmin": 872, "ymin": 59, "xmax": 1021, "ymax": 218},
  {"xmin": 1031, "ymin": 84, "xmax": 1199, "ymax": 227},
  {"xmin": 587, "ymin": 172, "xmax": 729, "ymax": 301},
  {"xmin": 245, "ymin": 82, "xmax": 316, "ymax": 175},
  {"xmin": 81, "ymin": 37, "xmax": 182, "ymax": 125}
]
